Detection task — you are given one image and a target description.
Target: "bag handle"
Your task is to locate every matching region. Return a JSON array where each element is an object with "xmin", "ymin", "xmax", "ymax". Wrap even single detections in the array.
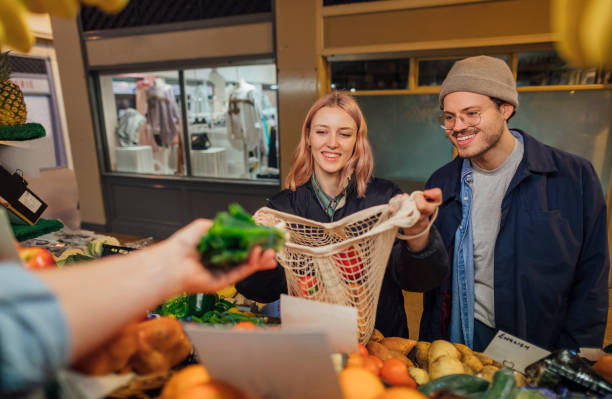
[{"xmin": 394, "ymin": 191, "xmax": 441, "ymax": 241}]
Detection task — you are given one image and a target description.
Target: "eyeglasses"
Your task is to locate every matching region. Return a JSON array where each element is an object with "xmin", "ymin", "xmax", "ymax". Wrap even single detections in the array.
[{"xmin": 438, "ymin": 111, "xmax": 482, "ymax": 130}]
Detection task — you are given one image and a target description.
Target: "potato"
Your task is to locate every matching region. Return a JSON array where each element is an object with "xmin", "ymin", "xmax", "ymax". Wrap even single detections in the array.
[
  {"xmin": 478, "ymin": 365, "xmax": 500, "ymax": 382},
  {"xmin": 408, "ymin": 367, "xmax": 430, "ymax": 385},
  {"xmin": 381, "ymin": 337, "xmax": 417, "ymax": 355},
  {"xmin": 413, "ymin": 341, "xmax": 431, "ymax": 369},
  {"xmin": 367, "ymin": 341, "xmax": 391, "ymax": 360},
  {"xmin": 429, "ymin": 355, "xmax": 465, "ymax": 380},
  {"xmin": 515, "ymin": 372, "xmax": 527, "ymax": 388},
  {"xmin": 461, "ymin": 354, "xmax": 484, "ymax": 375},
  {"xmin": 429, "ymin": 340, "xmax": 460, "ymax": 366},
  {"xmin": 473, "ymin": 352, "xmax": 495, "ymax": 366},
  {"xmin": 453, "ymin": 343, "xmax": 474, "ymax": 360},
  {"xmin": 369, "ymin": 329, "xmax": 384, "ymax": 343}
]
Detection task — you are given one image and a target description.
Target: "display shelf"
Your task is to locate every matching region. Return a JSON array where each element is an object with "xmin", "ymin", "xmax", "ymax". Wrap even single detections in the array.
[{"xmin": 0, "ymin": 122, "xmax": 45, "ymax": 141}]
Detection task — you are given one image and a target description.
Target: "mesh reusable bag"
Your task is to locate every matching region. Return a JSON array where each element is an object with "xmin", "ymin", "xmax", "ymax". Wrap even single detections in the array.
[{"xmin": 255, "ymin": 193, "xmax": 437, "ymax": 343}]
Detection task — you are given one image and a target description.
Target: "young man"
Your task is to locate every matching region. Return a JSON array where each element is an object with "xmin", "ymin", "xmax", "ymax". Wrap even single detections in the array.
[{"xmin": 419, "ymin": 55, "xmax": 609, "ymax": 351}]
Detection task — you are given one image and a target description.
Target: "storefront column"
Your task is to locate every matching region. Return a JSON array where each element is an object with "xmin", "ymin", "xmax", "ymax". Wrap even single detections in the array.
[
  {"xmin": 49, "ymin": 16, "xmax": 107, "ymax": 229},
  {"xmin": 275, "ymin": 0, "xmax": 320, "ymax": 183}
]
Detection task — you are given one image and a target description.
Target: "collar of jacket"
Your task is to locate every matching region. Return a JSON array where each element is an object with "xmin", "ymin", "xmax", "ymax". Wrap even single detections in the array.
[{"xmin": 438, "ymin": 129, "xmax": 558, "ymax": 206}]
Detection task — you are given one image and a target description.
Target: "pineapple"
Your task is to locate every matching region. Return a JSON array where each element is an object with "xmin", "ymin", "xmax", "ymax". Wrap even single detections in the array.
[{"xmin": 0, "ymin": 52, "xmax": 27, "ymax": 126}]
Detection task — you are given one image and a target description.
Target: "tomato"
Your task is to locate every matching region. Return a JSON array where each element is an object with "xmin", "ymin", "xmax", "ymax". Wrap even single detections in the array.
[
  {"xmin": 232, "ymin": 321, "xmax": 260, "ymax": 330},
  {"xmin": 298, "ymin": 275, "xmax": 319, "ymax": 297},
  {"xmin": 358, "ymin": 343, "xmax": 369, "ymax": 357},
  {"xmin": 333, "ymin": 245, "xmax": 363, "ymax": 280},
  {"xmin": 380, "ymin": 358, "xmax": 416, "ymax": 388},
  {"xmin": 19, "ymin": 247, "xmax": 56, "ymax": 269}
]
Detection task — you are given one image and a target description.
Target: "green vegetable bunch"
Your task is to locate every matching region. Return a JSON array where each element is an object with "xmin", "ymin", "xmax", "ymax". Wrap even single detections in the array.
[{"xmin": 197, "ymin": 203, "xmax": 285, "ymax": 269}]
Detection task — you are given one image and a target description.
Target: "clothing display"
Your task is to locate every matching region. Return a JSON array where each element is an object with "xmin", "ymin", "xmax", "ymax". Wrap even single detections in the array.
[
  {"xmin": 420, "ymin": 129, "xmax": 609, "ymax": 351},
  {"xmin": 236, "ymin": 177, "xmax": 450, "ymax": 338},
  {"xmin": 227, "ymin": 80, "xmax": 264, "ymax": 151},
  {"xmin": 116, "ymin": 108, "xmax": 146, "ymax": 147},
  {"xmin": 0, "ymin": 263, "xmax": 69, "ymax": 392},
  {"xmin": 146, "ymin": 79, "xmax": 180, "ymax": 148}
]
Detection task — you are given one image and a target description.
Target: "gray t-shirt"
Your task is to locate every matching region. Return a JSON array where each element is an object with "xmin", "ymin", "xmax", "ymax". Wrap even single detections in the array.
[{"xmin": 471, "ymin": 136, "xmax": 524, "ymax": 328}]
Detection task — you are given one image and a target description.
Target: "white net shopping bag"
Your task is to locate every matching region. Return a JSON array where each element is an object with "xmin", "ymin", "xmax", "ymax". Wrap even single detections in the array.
[{"xmin": 255, "ymin": 193, "xmax": 437, "ymax": 343}]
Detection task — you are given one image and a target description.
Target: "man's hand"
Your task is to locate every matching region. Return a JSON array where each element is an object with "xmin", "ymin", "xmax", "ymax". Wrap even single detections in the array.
[
  {"xmin": 399, "ymin": 188, "xmax": 442, "ymax": 252},
  {"xmin": 154, "ymin": 219, "xmax": 278, "ymax": 295}
]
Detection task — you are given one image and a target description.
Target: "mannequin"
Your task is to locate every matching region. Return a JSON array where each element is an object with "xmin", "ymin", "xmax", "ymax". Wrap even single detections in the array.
[
  {"xmin": 146, "ymin": 77, "xmax": 182, "ymax": 174},
  {"xmin": 227, "ymin": 79, "xmax": 264, "ymax": 150},
  {"xmin": 116, "ymin": 99, "xmax": 145, "ymax": 147}
]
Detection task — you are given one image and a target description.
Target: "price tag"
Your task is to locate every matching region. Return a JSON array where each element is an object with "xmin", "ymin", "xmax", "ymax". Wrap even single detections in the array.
[
  {"xmin": 185, "ymin": 325, "xmax": 343, "ymax": 399},
  {"xmin": 483, "ymin": 330, "xmax": 550, "ymax": 373}
]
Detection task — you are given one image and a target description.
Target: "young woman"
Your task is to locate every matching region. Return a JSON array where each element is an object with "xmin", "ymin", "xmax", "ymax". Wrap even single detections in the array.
[{"xmin": 236, "ymin": 91, "xmax": 449, "ymax": 338}]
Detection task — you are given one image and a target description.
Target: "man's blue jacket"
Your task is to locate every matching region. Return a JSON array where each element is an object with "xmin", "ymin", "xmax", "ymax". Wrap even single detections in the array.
[{"xmin": 420, "ymin": 129, "xmax": 609, "ymax": 350}]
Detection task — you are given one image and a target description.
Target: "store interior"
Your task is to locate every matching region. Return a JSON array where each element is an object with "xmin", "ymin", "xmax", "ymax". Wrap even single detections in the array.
[{"xmin": 1, "ymin": 0, "xmax": 612, "ymax": 397}]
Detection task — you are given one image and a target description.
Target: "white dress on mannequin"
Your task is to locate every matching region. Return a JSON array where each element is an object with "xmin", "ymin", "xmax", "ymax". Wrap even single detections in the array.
[{"xmin": 226, "ymin": 79, "xmax": 263, "ymax": 151}]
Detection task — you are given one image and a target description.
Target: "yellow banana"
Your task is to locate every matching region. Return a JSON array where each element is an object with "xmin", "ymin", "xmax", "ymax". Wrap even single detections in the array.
[
  {"xmin": 0, "ymin": 0, "xmax": 34, "ymax": 53},
  {"xmin": 24, "ymin": 0, "xmax": 81, "ymax": 18},
  {"xmin": 551, "ymin": 0, "xmax": 590, "ymax": 68},
  {"xmin": 80, "ymin": 0, "xmax": 130, "ymax": 14},
  {"xmin": 580, "ymin": 0, "xmax": 612, "ymax": 68}
]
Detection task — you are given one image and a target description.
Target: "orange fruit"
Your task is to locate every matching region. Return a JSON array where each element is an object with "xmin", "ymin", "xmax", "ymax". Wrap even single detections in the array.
[
  {"xmin": 346, "ymin": 353, "xmax": 365, "ymax": 368},
  {"xmin": 380, "ymin": 358, "xmax": 417, "ymax": 388},
  {"xmin": 362, "ymin": 355, "xmax": 381, "ymax": 376},
  {"xmin": 358, "ymin": 343, "xmax": 369, "ymax": 356},
  {"xmin": 160, "ymin": 364, "xmax": 210, "ymax": 399},
  {"xmin": 175, "ymin": 380, "xmax": 246, "ymax": 399},
  {"xmin": 369, "ymin": 355, "xmax": 384, "ymax": 370},
  {"xmin": 376, "ymin": 387, "xmax": 428, "ymax": 399},
  {"xmin": 232, "ymin": 321, "xmax": 259, "ymax": 330},
  {"xmin": 593, "ymin": 354, "xmax": 612, "ymax": 383},
  {"xmin": 338, "ymin": 367, "xmax": 385, "ymax": 399}
]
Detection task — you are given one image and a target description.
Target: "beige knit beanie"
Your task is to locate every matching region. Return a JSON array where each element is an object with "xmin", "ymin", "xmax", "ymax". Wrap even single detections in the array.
[{"xmin": 439, "ymin": 55, "xmax": 518, "ymax": 109}]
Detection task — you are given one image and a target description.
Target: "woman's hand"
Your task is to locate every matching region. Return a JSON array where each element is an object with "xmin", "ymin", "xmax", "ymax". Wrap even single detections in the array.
[
  {"xmin": 399, "ymin": 188, "xmax": 442, "ymax": 252},
  {"xmin": 152, "ymin": 219, "xmax": 278, "ymax": 295}
]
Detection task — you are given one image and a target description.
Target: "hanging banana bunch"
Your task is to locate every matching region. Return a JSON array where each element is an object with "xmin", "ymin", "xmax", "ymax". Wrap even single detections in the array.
[
  {"xmin": 0, "ymin": 0, "xmax": 130, "ymax": 53},
  {"xmin": 552, "ymin": 0, "xmax": 612, "ymax": 68}
]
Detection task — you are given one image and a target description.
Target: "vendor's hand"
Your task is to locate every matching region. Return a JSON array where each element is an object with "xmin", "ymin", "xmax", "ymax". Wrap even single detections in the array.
[
  {"xmin": 153, "ymin": 219, "xmax": 278, "ymax": 295},
  {"xmin": 400, "ymin": 188, "xmax": 442, "ymax": 252}
]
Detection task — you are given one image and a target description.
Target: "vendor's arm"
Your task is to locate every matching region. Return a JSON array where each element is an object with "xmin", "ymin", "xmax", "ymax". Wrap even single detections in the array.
[
  {"xmin": 389, "ymin": 187, "xmax": 450, "ymax": 291},
  {"xmin": 36, "ymin": 219, "xmax": 277, "ymax": 364},
  {"xmin": 0, "ymin": 264, "xmax": 70, "ymax": 392},
  {"xmin": 556, "ymin": 163, "xmax": 609, "ymax": 350}
]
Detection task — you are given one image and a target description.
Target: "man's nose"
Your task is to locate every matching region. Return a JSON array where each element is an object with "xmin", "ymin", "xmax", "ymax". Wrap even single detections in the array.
[{"xmin": 453, "ymin": 116, "xmax": 468, "ymax": 131}]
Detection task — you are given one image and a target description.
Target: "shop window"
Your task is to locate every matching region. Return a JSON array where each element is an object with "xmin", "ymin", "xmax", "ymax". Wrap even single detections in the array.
[
  {"xmin": 517, "ymin": 51, "xmax": 612, "ymax": 86},
  {"xmin": 511, "ymin": 90, "xmax": 612, "ymax": 193},
  {"xmin": 358, "ymin": 94, "xmax": 453, "ymax": 192},
  {"xmin": 99, "ymin": 71, "xmax": 185, "ymax": 176},
  {"xmin": 98, "ymin": 64, "xmax": 279, "ymax": 182},
  {"xmin": 418, "ymin": 56, "xmax": 509, "ymax": 87},
  {"xmin": 330, "ymin": 59, "xmax": 410, "ymax": 91},
  {"xmin": 183, "ymin": 65, "xmax": 279, "ymax": 180}
]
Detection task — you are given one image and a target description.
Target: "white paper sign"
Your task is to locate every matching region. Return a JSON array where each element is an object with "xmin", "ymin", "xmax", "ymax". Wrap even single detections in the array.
[
  {"xmin": 185, "ymin": 325, "xmax": 343, "ymax": 399},
  {"xmin": 483, "ymin": 330, "xmax": 550, "ymax": 373},
  {"xmin": 280, "ymin": 294, "xmax": 358, "ymax": 354}
]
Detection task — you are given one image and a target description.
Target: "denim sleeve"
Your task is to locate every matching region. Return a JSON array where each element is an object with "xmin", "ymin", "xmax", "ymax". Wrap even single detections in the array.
[{"xmin": 0, "ymin": 263, "xmax": 70, "ymax": 394}]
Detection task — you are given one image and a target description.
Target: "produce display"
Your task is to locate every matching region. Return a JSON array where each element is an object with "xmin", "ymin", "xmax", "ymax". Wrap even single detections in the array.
[
  {"xmin": 74, "ymin": 317, "xmax": 192, "ymax": 376},
  {"xmin": 197, "ymin": 203, "xmax": 285, "ymax": 270},
  {"xmin": 154, "ymin": 292, "xmax": 266, "ymax": 327}
]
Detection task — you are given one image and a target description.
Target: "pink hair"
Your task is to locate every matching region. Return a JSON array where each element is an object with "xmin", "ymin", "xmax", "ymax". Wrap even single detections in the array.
[{"xmin": 285, "ymin": 91, "xmax": 374, "ymax": 198}]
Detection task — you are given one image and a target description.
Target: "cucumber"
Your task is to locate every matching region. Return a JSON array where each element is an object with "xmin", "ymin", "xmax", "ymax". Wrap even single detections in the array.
[
  {"xmin": 419, "ymin": 374, "xmax": 490, "ymax": 396},
  {"xmin": 481, "ymin": 368, "xmax": 517, "ymax": 399}
]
